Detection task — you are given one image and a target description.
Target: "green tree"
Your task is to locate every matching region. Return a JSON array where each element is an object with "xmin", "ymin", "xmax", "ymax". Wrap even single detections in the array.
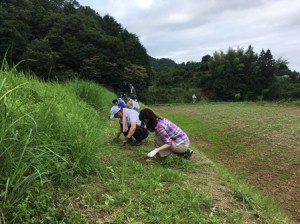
[
  {"xmin": 0, "ymin": 0, "xmax": 152, "ymax": 101},
  {"xmin": 22, "ymin": 38, "xmax": 59, "ymax": 79},
  {"xmin": 257, "ymin": 49, "xmax": 279, "ymax": 100}
]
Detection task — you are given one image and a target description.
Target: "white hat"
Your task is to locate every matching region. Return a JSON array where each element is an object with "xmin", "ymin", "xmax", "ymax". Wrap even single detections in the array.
[{"xmin": 110, "ymin": 105, "xmax": 121, "ymax": 119}]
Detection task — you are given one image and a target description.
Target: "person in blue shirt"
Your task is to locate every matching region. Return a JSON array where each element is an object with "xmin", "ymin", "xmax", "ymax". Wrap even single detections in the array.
[{"xmin": 112, "ymin": 99, "xmax": 127, "ymax": 108}]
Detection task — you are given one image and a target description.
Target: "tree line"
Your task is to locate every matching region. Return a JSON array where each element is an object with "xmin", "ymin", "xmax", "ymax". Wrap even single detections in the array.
[
  {"xmin": 1, "ymin": 0, "xmax": 299, "ymax": 102},
  {"xmin": 150, "ymin": 46, "xmax": 300, "ymax": 102},
  {"xmin": 0, "ymin": 0, "xmax": 151, "ymax": 96}
]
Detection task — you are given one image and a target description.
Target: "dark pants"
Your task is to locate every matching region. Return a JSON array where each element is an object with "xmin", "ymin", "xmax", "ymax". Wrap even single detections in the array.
[{"xmin": 121, "ymin": 124, "xmax": 149, "ymax": 142}]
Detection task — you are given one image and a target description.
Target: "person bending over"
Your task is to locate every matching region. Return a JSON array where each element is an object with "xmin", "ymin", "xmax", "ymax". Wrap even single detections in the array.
[
  {"xmin": 110, "ymin": 105, "xmax": 148, "ymax": 145},
  {"xmin": 139, "ymin": 108, "xmax": 193, "ymax": 159},
  {"xmin": 112, "ymin": 98, "xmax": 127, "ymax": 108}
]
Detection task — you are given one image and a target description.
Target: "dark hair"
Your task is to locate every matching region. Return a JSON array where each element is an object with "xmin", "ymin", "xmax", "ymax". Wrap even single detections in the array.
[
  {"xmin": 112, "ymin": 99, "xmax": 118, "ymax": 104},
  {"xmin": 139, "ymin": 108, "xmax": 159, "ymax": 132}
]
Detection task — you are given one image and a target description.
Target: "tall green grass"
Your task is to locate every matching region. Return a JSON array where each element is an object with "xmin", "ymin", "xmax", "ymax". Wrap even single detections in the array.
[{"xmin": 0, "ymin": 60, "xmax": 115, "ymax": 223}]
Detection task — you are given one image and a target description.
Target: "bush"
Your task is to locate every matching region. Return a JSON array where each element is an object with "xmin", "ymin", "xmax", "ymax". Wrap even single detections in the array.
[{"xmin": 234, "ymin": 93, "xmax": 241, "ymax": 101}]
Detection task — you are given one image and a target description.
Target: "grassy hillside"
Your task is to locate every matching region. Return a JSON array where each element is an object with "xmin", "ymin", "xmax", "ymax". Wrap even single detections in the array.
[
  {"xmin": 0, "ymin": 61, "xmax": 116, "ymax": 222},
  {"xmin": 0, "ymin": 63, "xmax": 296, "ymax": 223}
]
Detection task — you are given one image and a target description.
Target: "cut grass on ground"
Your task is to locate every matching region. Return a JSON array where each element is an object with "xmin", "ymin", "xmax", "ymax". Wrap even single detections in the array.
[
  {"xmin": 152, "ymin": 102, "xmax": 299, "ymax": 223},
  {"xmin": 64, "ymin": 104, "xmax": 294, "ymax": 223}
]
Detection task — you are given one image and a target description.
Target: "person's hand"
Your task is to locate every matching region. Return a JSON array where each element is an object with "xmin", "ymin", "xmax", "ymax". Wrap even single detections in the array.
[
  {"xmin": 122, "ymin": 139, "xmax": 128, "ymax": 145},
  {"xmin": 122, "ymin": 136, "xmax": 130, "ymax": 145},
  {"xmin": 147, "ymin": 149, "xmax": 158, "ymax": 157}
]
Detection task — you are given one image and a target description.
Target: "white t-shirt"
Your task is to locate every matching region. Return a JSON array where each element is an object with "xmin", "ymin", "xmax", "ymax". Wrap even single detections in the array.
[
  {"xmin": 129, "ymin": 98, "xmax": 140, "ymax": 109},
  {"xmin": 122, "ymin": 108, "xmax": 141, "ymax": 126}
]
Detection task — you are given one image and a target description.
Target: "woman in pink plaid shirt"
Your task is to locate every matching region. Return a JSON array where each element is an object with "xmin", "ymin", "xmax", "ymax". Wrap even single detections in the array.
[{"xmin": 139, "ymin": 108, "xmax": 193, "ymax": 159}]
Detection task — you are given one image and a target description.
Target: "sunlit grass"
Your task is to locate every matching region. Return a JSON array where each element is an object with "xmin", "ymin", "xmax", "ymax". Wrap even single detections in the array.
[{"xmin": 0, "ymin": 61, "xmax": 115, "ymax": 222}]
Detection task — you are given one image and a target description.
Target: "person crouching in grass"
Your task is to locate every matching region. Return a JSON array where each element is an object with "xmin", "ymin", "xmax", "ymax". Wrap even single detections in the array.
[
  {"xmin": 139, "ymin": 108, "xmax": 193, "ymax": 159},
  {"xmin": 110, "ymin": 105, "xmax": 148, "ymax": 146}
]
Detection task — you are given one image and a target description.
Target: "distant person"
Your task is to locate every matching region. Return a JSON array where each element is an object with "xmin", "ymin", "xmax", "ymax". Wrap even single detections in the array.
[
  {"xmin": 121, "ymin": 92, "xmax": 128, "ymax": 103},
  {"xmin": 129, "ymin": 84, "xmax": 137, "ymax": 99},
  {"xmin": 192, "ymin": 94, "xmax": 197, "ymax": 104},
  {"xmin": 110, "ymin": 106, "xmax": 148, "ymax": 146},
  {"xmin": 139, "ymin": 108, "xmax": 193, "ymax": 159},
  {"xmin": 112, "ymin": 99, "xmax": 127, "ymax": 108}
]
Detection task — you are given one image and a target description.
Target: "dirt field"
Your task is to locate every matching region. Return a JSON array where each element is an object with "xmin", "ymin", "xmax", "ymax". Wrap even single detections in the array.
[{"xmin": 152, "ymin": 103, "xmax": 300, "ymax": 223}]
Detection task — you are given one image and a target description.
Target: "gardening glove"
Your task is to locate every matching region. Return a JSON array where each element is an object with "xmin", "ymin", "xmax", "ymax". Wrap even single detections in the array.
[{"xmin": 147, "ymin": 149, "xmax": 158, "ymax": 157}]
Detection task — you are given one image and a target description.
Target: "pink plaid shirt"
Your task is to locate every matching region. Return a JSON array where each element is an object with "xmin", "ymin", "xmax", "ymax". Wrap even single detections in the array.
[{"xmin": 155, "ymin": 117, "xmax": 189, "ymax": 146}]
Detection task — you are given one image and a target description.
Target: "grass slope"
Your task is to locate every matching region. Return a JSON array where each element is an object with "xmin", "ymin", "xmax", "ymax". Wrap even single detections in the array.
[{"xmin": 0, "ymin": 63, "xmax": 115, "ymax": 223}]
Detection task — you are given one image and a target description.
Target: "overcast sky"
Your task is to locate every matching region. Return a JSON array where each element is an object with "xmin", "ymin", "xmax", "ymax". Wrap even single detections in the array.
[{"xmin": 77, "ymin": 0, "xmax": 300, "ymax": 72}]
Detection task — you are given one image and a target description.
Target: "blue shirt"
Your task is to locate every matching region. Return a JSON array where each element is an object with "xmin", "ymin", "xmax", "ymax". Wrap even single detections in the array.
[{"xmin": 118, "ymin": 100, "xmax": 127, "ymax": 108}]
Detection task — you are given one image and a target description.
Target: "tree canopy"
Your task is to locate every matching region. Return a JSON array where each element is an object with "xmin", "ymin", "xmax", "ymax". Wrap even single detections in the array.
[
  {"xmin": 150, "ymin": 46, "xmax": 300, "ymax": 102},
  {"xmin": 0, "ymin": 0, "xmax": 151, "ymax": 96},
  {"xmin": 1, "ymin": 0, "xmax": 299, "ymax": 102}
]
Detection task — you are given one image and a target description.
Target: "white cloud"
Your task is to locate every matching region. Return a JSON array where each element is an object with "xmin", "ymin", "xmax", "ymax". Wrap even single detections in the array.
[
  {"xmin": 78, "ymin": 0, "xmax": 300, "ymax": 71},
  {"xmin": 136, "ymin": 0, "xmax": 155, "ymax": 9}
]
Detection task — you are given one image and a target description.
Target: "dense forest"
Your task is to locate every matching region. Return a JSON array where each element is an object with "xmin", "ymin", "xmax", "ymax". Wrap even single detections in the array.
[
  {"xmin": 0, "ymin": 0, "xmax": 151, "ymax": 96},
  {"xmin": 151, "ymin": 47, "xmax": 300, "ymax": 102},
  {"xmin": 1, "ymin": 0, "xmax": 299, "ymax": 102}
]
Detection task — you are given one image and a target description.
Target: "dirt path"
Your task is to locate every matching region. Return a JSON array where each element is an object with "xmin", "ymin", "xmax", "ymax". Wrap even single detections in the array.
[{"xmin": 186, "ymin": 147, "xmax": 260, "ymax": 223}]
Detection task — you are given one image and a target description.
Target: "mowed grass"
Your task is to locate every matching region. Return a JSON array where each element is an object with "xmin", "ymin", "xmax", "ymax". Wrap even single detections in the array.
[
  {"xmin": 67, "ymin": 103, "xmax": 295, "ymax": 223},
  {"xmin": 66, "ymin": 121, "xmax": 219, "ymax": 223},
  {"xmin": 151, "ymin": 102, "xmax": 300, "ymax": 223},
  {"xmin": 67, "ymin": 123, "xmax": 285, "ymax": 224}
]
